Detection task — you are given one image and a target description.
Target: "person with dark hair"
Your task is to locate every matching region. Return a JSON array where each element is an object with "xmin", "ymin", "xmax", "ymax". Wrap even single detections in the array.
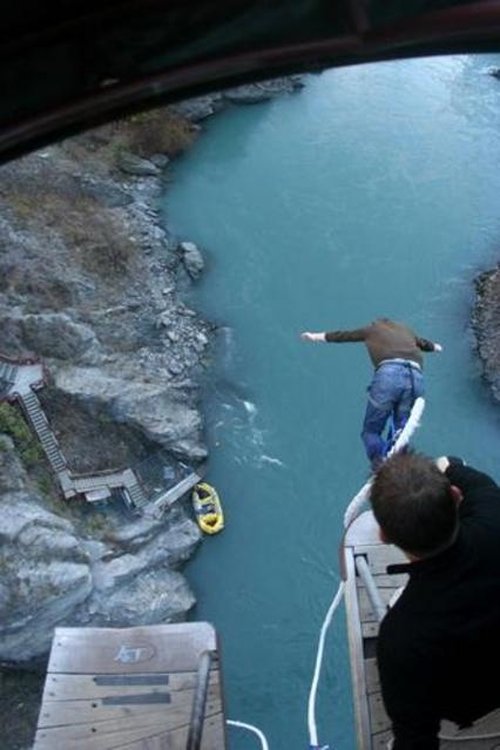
[
  {"xmin": 301, "ymin": 318, "xmax": 442, "ymax": 469},
  {"xmin": 371, "ymin": 451, "xmax": 500, "ymax": 749}
]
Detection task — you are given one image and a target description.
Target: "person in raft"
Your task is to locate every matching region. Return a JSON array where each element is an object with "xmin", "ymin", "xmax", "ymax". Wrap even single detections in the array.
[{"xmin": 301, "ymin": 318, "xmax": 442, "ymax": 469}]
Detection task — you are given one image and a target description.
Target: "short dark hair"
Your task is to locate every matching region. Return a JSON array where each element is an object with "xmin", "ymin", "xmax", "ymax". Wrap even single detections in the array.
[{"xmin": 370, "ymin": 452, "xmax": 458, "ymax": 557}]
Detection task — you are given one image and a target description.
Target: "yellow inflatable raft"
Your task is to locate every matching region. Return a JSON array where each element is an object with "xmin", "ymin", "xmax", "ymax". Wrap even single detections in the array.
[{"xmin": 192, "ymin": 482, "xmax": 224, "ymax": 535}]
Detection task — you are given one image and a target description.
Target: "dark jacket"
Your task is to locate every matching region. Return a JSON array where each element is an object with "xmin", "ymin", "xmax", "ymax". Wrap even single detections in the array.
[
  {"xmin": 377, "ymin": 459, "xmax": 500, "ymax": 749},
  {"xmin": 324, "ymin": 318, "xmax": 436, "ymax": 367}
]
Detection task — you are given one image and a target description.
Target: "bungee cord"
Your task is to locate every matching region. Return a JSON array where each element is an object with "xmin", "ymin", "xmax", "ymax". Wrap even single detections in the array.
[
  {"xmin": 227, "ymin": 719, "xmax": 270, "ymax": 749},
  {"xmin": 343, "ymin": 397, "xmax": 426, "ymax": 529},
  {"xmin": 307, "ymin": 397, "xmax": 426, "ymax": 750},
  {"xmin": 228, "ymin": 398, "xmax": 427, "ymax": 750},
  {"xmin": 307, "ymin": 581, "xmax": 345, "ymax": 750}
]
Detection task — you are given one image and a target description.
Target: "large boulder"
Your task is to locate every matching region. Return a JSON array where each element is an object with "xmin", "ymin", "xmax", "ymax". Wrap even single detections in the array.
[
  {"xmin": 179, "ymin": 241, "xmax": 204, "ymax": 280},
  {"xmin": 116, "ymin": 150, "xmax": 162, "ymax": 177},
  {"xmin": 0, "ymin": 312, "xmax": 100, "ymax": 362},
  {"xmin": 223, "ymin": 76, "xmax": 305, "ymax": 104},
  {"xmin": 170, "ymin": 94, "xmax": 224, "ymax": 122},
  {"xmin": 54, "ymin": 366, "xmax": 207, "ymax": 462},
  {"xmin": 0, "ymin": 436, "xmax": 93, "ymax": 661},
  {"xmin": 85, "ymin": 568, "xmax": 195, "ymax": 627}
]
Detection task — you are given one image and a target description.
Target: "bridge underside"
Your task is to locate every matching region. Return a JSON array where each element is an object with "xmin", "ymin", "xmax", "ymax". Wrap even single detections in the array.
[{"xmin": 3, "ymin": 1, "xmax": 500, "ymax": 162}]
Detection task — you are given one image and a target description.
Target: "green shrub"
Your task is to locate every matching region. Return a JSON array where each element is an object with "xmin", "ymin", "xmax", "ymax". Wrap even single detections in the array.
[
  {"xmin": 37, "ymin": 475, "xmax": 54, "ymax": 499},
  {"xmin": 0, "ymin": 402, "xmax": 44, "ymax": 468}
]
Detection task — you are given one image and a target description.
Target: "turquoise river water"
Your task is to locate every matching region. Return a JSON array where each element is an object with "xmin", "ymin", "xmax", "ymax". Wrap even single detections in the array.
[{"xmin": 165, "ymin": 55, "xmax": 500, "ymax": 750}]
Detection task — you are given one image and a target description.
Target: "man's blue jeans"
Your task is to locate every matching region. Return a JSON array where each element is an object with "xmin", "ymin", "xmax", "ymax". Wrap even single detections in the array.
[{"xmin": 361, "ymin": 360, "xmax": 424, "ymax": 469}]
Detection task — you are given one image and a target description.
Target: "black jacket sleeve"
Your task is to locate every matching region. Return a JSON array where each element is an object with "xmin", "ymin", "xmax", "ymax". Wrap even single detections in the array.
[
  {"xmin": 324, "ymin": 327, "xmax": 367, "ymax": 343},
  {"xmin": 445, "ymin": 459, "xmax": 498, "ymax": 495},
  {"xmin": 415, "ymin": 336, "xmax": 436, "ymax": 352},
  {"xmin": 445, "ymin": 459, "xmax": 500, "ymax": 524}
]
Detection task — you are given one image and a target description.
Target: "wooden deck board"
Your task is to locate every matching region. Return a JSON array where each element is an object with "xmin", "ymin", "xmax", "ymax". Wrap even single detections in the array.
[
  {"xmin": 368, "ymin": 692, "xmax": 391, "ymax": 734},
  {"xmin": 34, "ymin": 713, "xmax": 225, "ymax": 750},
  {"xmin": 364, "ymin": 659, "xmax": 380, "ymax": 695},
  {"xmin": 33, "ymin": 623, "xmax": 226, "ymax": 750},
  {"xmin": 46, "ymin": 623, "xmax": 217, "ymax": 674},
  {"xmin": 42, "ymin": 671, "xmax": 220, "ymax": 702},
  {"xmin": 37, "ymin": 687, "xmax": 221, "ymax": 727}
]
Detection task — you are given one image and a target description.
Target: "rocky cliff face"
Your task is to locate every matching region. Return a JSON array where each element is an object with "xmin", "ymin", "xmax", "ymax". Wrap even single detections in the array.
[
  {"xmin": 0, "ymin": 109, "xmax": 210, "ymax": 663},
  {"xmin": 0, "ymin": 77, "xmax": 305, "ymax": 666}
]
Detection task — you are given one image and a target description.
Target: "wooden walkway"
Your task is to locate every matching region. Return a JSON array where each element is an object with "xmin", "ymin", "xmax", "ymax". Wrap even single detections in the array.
[
  {"xmin": 343, "ymin": 511, "xmax": 500, "ymax": 749},
  {"xmin": 33, "ymin": 623, "xmax": 226, "ymax": 750}
]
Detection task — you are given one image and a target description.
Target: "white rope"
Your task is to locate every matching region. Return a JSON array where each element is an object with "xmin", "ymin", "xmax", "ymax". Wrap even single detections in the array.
[
  {"xmin": 343, "ymin": 477, "xmax": 372, "ymax": 531},
  {"xmin": 231, "ymin": 400, "xmax": 427, "ymax": 750},
  {"xmin": 307, "ymin": 396, "xmax": 426, "ymax": 750},
  {"xmin": 227, "ymin": 719, "xmax": 270, "ymax": 749},
  {"xmin": 307, "ymin": 581, "xmax": 345, "ymax": 749},
  {"xmin": 387, "ymin": 396, "xmax": 425, "ymax": 460},
  {"xmin": 343, "ymin": 397, "xmax": 425, "ymax": 529}
]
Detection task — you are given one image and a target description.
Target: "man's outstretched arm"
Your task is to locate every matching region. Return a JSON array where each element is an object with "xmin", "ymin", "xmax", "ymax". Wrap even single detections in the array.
[{"xmin": 301, "ymin": 327, "xmax": 367, "ymax": 343}]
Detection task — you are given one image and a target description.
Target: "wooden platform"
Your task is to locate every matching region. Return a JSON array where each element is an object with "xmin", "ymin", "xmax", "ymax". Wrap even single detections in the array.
[
  {"xmin": 33, "ymin": 622, "xmax": 226, "ymax": 750},
  {"xmin": 343, "ymin": 511, "xmax": 500, "ymax": 750}
]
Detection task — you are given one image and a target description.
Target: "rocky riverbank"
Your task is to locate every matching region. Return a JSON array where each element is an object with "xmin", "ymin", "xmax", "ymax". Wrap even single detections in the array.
[
  {"xmin": 0, "ymin": 75, "xmax": 303, "ymax": 748},
  {"xmin": 0, "ymin": 115, "xmax": 207, "ymax": 667},
  {"xmin": 472, "ymin": 265, "xmax": 500, "ymax": 401}
]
